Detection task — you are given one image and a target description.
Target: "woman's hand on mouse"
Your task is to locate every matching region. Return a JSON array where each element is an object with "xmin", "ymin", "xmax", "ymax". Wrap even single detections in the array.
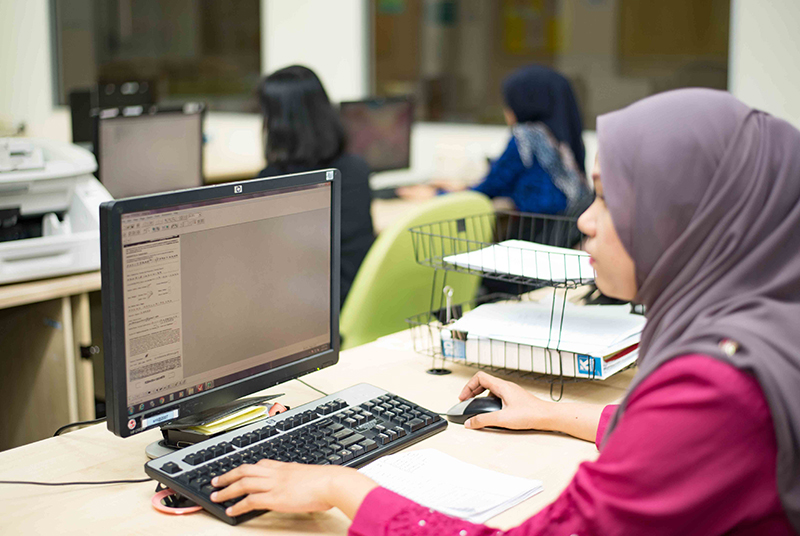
[
  {"xmin": 458, "ymin": 371, "xmax": 607, "ymax": 441},
  {"xmin": 458, "ymin": 371, "xmax": 555, "ymax": 430}
]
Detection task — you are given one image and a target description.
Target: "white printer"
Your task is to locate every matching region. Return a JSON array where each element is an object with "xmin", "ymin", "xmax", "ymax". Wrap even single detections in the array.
[{"xmin": 0, "ymin": 138, "xmax": 112, "ymax": 284}]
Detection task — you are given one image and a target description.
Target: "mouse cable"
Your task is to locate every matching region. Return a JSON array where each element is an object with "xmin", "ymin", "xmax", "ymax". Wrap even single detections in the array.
[
  {"xmin": 54, "ymin": 416, "xmax": 107, "ymax": 437},
  {"xmin": 295, "ymin": 378, "xmax": 328, "ymax": 397},
  {"xmin": 0, "ymin": 478, "xmax": 152, "ymax": 486}
]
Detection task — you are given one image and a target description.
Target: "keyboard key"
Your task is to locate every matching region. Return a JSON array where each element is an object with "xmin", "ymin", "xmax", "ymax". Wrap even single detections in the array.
[
  {"xmin": 359, "ymin": 439, "xmax": 377, "ymax": 452},
  {"xmin": 161, "ymin": 462, "xmax": 181, "ymax": 474},
  {"xmin": 326, "ymin": 454, "xmax": 343, "ymax": 465},
  {"xmin": 404, "ymin": 418, "xmax": 425, "ymax": 432},
  {"xmin": 352, "ymin": 414, "xmax": 366, "ymax": 426},
  {"xmin": 393, "ymin": 426, "xmax": 406, "ymax": 438},
  {"xmin": 337, "ymin": 449, "xmax": 353, "ymax": 462},
  {"xmin": 182, "ymin": 453, "xmax": 202, "ymax": 466},
  {"xmin": 376, "ymin": 433, "xmax": 390, "ymax": 445},
  {"xmin": 343, "ymin": 417, "xmax": 357, "ymax": 427},
  {"xmin": 339, "ymin": 433, "xmax": 366, "ymax": 448},
  {"xmin": 326, "ymin": 423, "xmax": 344, "ymax": 433},
  {"xmin": 333, "ymin": 428, "xmax": 354, "ymax": 441}
]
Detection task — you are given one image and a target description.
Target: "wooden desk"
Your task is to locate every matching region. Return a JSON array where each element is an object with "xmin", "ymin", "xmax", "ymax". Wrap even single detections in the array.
[
  {"xmin": 0, "ymin": 272, "xmax": 102, "ymax": 450},
  {"xmin": 0, "ymin": 330, "xmax": 633, "ymax": 534}
]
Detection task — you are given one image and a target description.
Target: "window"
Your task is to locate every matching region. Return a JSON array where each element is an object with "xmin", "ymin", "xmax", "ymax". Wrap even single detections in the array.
[
  {"xmin": 373, "ymin": 0, "xmax": 730, "ymax": 128},
  {"xmin": 52, "ymin": 0, "xmax": 261, "ymax": 112}
]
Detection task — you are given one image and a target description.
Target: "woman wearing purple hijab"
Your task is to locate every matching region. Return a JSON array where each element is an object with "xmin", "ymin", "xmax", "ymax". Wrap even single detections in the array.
[{"xmin": 206, "ymin": 89, "xmax": 799, "ymax": 534}]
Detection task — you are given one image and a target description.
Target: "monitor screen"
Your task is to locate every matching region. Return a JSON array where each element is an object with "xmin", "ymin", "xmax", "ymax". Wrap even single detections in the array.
[
  {"xmin": 101, "ymin": 170, "xmax": 340, "ymax": 438},
  {"xmin": 96, "ymin": 104, "xmax": 204, "ymax": 199},
  {"xmin": 339, "ymin": 97, "xmax": 413, "ymax": 172}
]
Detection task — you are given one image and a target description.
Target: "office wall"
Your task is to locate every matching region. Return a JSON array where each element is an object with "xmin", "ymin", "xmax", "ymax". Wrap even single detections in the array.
[
  {"xmin": 729, "ymin": 0, "xmax": 800, "ymax": 129},
  {"xmin": 262, "ymin": 0, "xmax": 369, "ymax": 103},
  {"xmin": 0, "ymin": 0, "xmax": 53, "ymax": 134}
]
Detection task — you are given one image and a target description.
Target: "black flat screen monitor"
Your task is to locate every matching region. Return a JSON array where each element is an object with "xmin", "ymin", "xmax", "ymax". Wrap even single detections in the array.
[
  {"xmin": 100, "ymin": 170, "xmax": 341, "ymax": 438},
  {"xmin": 95, "ymin": 104, "xmax": 205, "ymax": 199},
  {"xmin": 339, "ymin": 96, "xmax": 413, "ymax": 172}
]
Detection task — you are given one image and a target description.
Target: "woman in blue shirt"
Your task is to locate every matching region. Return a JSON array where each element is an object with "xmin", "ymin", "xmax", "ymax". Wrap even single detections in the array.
[{"xmin": 472, "ymin": 65, "xmax": 589, "ymax": 215}]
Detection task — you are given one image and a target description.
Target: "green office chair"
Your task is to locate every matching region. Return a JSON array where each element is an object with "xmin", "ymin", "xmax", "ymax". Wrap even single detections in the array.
[{"xmin": 340, "ymin": 191, "xmax": 494, "ymax": 350}]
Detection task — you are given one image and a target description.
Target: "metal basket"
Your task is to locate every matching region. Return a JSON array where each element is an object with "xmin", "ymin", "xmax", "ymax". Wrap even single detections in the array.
[{"xmin": 409, "ymin": 211, "xmax": 594, "ymax": 289}]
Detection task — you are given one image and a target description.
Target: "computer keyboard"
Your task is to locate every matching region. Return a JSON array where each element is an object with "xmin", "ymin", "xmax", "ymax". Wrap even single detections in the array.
[{"xmin": 145, "ymin": 383, "xmax": 447, "ymax": 525}]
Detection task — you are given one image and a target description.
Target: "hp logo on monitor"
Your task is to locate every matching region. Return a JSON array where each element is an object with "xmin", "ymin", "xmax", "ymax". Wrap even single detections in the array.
[{"xmin": 234, "ymin": 185, "xmax": 243, "ymax": 194}]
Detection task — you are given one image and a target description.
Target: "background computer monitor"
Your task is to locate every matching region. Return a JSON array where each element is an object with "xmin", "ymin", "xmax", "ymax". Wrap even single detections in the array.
[
  {"xmin": 100, "ymin": 170, "xmax": 341, "ymax": 438},
  {"xmin": 69, "ymin": 81, "xmax": 156, "ymax": 145},
  {"xmin": 95, "ymin": 104, "xmax": 204, "ymax": 199},
  {"xmin": 339, "ymin": 96, "xmax": 413, "ymax": 172}
]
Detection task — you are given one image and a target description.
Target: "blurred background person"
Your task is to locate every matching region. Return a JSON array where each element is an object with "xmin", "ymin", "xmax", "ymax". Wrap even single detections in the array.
[{"xmin": 257, "ymin": 65, "xmax": 375, "ymax": 308}]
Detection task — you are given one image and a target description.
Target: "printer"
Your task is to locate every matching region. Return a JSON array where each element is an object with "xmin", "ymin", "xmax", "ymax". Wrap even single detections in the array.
[{"xmin": 0, "ymin": 138, "xmax": 112, "ymax": 285}]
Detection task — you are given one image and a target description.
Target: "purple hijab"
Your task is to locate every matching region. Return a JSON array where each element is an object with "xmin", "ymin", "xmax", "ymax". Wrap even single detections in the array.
[{"xmin": 598, "ymin": 89, "xmax": 800, "ymax": 531}]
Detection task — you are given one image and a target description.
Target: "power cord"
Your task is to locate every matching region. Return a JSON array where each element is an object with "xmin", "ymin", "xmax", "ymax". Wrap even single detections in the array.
[
  {"xmin": 0, "ymin": 478, "xmax": 151, "ymax": 486},
  {"xmin": 0, "ymin": 417, "xmax": 149, "ymax": 487},
  {"xmin": 54, "ymin": 417, "xmax": 107, "ymax": 437},
  {"xmin": 295, "ymin": 378, "xmax": 328, "ymax": 396}
]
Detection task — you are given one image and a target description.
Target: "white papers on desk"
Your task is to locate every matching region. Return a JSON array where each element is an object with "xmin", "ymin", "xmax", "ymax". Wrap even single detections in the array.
[
  {"xmin": 359, "ymin": 449, "xmax": 543, "ymax": 524},
  {"xmin": 442, "ymin": 239, "xmax": 595, "ymax": 283}
]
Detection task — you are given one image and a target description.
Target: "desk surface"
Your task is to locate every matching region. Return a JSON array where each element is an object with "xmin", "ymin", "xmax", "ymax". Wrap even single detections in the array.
[
  {"xmin": 0, "ymin": 271, "xmax": 101, "ymax": 310},
  {"xmin": 0, "ymin": 330, "xmax": 633, "ymax": 534}
]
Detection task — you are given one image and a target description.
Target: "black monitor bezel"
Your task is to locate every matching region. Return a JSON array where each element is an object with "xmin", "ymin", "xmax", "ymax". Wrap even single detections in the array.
[
  {"xmin": 93, "ymin": 103, "xmax": 206, "ymax": 190},
  {"xmin": 339, "ymin": 95, "xmax": 414, "ymax": 173},
  {"xmin": 101, "ymin": 170, "xmax": 341, "ymax": 438}
]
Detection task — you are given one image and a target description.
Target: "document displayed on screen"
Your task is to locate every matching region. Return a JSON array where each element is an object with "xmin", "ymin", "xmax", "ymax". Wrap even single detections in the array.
[{"xmin": 120, "ymin": 185, "xmax": 331, "ymax": 408}]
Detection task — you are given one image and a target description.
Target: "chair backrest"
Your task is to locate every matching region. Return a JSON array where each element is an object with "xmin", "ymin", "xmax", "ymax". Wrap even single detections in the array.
[{"xmin": 340, "ymin": 191, "xmax": 494, "ymax": 349}]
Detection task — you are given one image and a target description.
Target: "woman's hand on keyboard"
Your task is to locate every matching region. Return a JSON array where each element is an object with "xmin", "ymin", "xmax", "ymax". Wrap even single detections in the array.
[{"xmin": 210, "ymin": 461, "xmax": 378, "ymax": 519}]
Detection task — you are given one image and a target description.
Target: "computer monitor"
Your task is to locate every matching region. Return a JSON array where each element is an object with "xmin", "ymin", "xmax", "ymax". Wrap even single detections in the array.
[
  {"xmin": 339, "ymin": 96, "xmax": 413, "ymax": 172},
  {"xmin": 69, "ymin": 81, "xmax": 156, "ymax": 146},
  {"xmin": 95, "ymin": 103, "xmax": 205, "ymax": 199},
  {"xmin": 100, "ymin": 170, "xmax": 341, "ymax": 439}
]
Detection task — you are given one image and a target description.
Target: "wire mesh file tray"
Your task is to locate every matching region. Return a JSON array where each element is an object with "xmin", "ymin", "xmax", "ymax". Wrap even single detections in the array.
[
  {"xmin": 406, "ymin": 291, "xmax": 641, "ymax": 401},
  {"xmin": 409, "ymin": 211, "xmax": 595, "ymax": 289},
  {"xmin": 407, "ymin": 211, "xmax": 639, "ymax": 400}
]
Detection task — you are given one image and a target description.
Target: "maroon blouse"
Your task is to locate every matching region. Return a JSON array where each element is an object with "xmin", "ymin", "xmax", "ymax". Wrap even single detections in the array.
[{"xmin": 349, "ymin": 355, "xmax": 793, "ymax": 535}]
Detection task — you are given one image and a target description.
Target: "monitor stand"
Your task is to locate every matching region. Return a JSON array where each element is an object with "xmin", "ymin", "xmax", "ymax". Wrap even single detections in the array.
[
  {"xmin": 146, "ymin": 439, "xmax": 177, "ymax": 460},
  {"xmin": 143, "ymin": 394, "xmax": 285, "ymax": 459}
]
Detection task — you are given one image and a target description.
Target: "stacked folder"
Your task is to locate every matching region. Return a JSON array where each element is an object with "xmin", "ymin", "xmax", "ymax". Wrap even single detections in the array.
[{"xmin": 440, "ymin": 300, "xmax": 645, "ymax": 379}]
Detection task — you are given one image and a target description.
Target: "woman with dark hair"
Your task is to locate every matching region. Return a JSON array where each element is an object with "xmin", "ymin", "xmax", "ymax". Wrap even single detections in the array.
[
  {"xmin": 470, "ymin": 64, "xmax": 590, "ymax": 215},
  {"xmin": 257, "ymin": 65, "xmax": 374, "ymax": 307},
  {"xmin": 210, "ymin": 89, "xmax": 799, "ymax": 534}
]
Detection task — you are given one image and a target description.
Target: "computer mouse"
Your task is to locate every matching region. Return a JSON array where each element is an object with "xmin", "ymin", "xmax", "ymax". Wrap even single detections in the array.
[{"xmin": 444, "ymin": 395, "xmax": 503, "ymax": 425}]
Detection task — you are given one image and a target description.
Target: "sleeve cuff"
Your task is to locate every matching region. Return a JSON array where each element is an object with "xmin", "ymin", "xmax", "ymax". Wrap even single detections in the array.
[
  {"xmin": 595, "ymin": 404, "xmax": 619, "ymax": 451},
  {"xmin": 349, "ymin": 487, "xmax": 419, "ymax": 536}
]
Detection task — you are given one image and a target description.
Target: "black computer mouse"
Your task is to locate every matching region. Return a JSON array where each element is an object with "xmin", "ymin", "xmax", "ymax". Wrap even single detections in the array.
[{"xmin": 444, "ymin": 395, "xmax": 503, "ymax": 425}]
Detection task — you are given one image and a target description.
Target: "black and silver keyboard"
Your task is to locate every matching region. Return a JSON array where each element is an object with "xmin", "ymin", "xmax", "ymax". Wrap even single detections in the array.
[{"xmin": 145, "ymin": 383, "xmax": 447, "ymax": 524}]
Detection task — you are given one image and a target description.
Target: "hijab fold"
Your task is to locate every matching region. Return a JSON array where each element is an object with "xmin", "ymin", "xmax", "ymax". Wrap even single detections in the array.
[{"xmin": 598, "ymin": 89, "xmax": 800, "ymax": 532}]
